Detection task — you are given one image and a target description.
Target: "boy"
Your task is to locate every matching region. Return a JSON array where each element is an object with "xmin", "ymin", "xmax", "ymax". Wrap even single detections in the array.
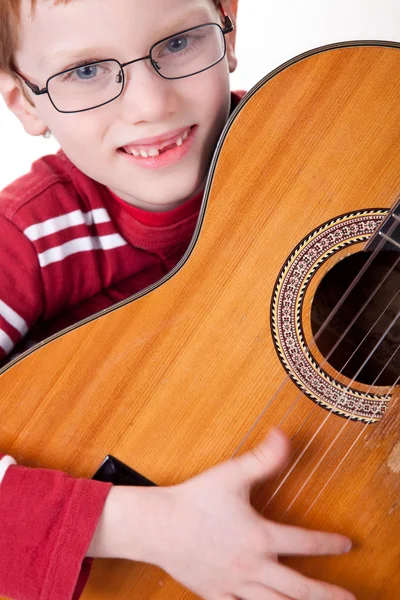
[{"xmin": 0, "ymin": 1, "xmax": 354, "ymax": 599}]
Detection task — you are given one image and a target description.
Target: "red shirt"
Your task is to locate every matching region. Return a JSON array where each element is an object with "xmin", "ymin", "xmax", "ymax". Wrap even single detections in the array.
[
  {"xmin": 0, "ymin": 91, "xmax": 246, "ymax": 600},
  {"xmin": 0, "ymin": 154, "xmax": 204, "ymax": 361}
]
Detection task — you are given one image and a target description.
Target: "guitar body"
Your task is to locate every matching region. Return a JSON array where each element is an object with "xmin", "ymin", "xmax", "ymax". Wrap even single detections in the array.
[{"xmin": 1, "ymin": 42, "xmax": 400, "ymax": 598}]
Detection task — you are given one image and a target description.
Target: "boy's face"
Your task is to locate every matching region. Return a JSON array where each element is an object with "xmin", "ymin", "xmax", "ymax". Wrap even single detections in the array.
[{"xmin": 11, "ymin": 0, "xmax": 237, "ymax": 210}]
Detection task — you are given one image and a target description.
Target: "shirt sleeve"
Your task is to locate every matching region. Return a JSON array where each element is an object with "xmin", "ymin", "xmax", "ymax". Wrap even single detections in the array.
[
  {"xmin": 0, "ymin": 454, "xmax": 16, "ymax": 482},
  {"xmin": 0, "ymin": 214, "xmax": 43, "ymax": 362},
  {"xmin": 0, "ymin": 215, "xmax": 113, "ymax": 599},
  {"xmin": 0, "ymin": 453, "xmax": 112, "ymax": 600}
]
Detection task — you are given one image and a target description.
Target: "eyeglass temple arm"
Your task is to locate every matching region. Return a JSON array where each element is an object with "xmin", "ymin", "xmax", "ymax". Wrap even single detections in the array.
[
  {"xmin": 218, "ymin": 2, "xmax": 234, "ymax": 33},
  {"xmin": 11, "ymin": 65, "xmax": 47, "ymax": 95}
]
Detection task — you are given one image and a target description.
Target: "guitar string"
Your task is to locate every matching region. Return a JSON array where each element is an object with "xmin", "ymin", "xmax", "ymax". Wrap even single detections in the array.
[
  {"xmin": 301, "ymin": 370, "xmax": 400, "ymax": 520},
  {"xmin": 330, "ymin": 288, "xmax": 400, "ymax": 377},
  {"xmin": 281, "ymin": 348, "xmax": 399, "ymax": 520},
  {"xmin": 232, "ymin": 216, "xmax": 400, "ymax": 520},
  {"xmin": 277, "ymin": 233, "xmax": 400, "ymax": 446},
  {"xmin": 310, "ymin": 259, "xmax": 400, "ymax": 369},
  {"xmin": 263, "ymin": 308, "xmax": 399, "ymax": 514},
  {"xmin": 253, "ymin": 285, "xmax": 400, "ymax": 504},
  {"xmin": 278, "ymin": 369, "xmax": 398, "ymax": 520},
  {"xmin": 305, "ymin": 216, "xmax": 400, "ymax": 348},
  {"xmin": 272, "ymin": 286, "xmax": 399, "ymax": 442},
  {"xmin": 234, "ymin": 205, "xmax": 400, "ymax": 589},
  {"xmin": 238, "ymin": 254, "xmax": 399, "ymax": 508},
  {"xmin": 232, "ymin": 215, "xmax": 400, "ymax": 460}
]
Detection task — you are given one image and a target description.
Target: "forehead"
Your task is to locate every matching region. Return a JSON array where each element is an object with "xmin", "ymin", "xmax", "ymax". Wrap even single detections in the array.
[{"xmin": 17, "ymin": 0, "xmax": 216, "ymax": 71}]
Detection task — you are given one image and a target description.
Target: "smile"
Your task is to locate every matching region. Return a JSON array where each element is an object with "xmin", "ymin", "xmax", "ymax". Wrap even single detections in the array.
[
  {"xmin": 118, "ymin": 126, "xmax": 197, "ymax": 170},
  {"xmin": 122, "ymin": 128, "xmax": 191, "ymax": 158}
]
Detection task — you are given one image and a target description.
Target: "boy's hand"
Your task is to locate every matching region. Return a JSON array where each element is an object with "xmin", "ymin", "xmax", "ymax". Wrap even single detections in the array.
[{"xmin": 150, "ymin": 429, "xmax": 355, "ymax": 600}]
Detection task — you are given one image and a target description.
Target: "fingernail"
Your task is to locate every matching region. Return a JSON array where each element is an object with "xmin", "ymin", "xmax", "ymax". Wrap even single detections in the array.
[
  {"xmin": 344, "ymin": 539, "xmax": 352, "ymax": 552},
  {"xmin": 269, "ymin": 428, "xmax": 280, "ymax": 439}
]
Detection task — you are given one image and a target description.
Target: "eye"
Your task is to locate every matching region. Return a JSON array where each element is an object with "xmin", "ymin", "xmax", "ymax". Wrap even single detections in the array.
[
  {"xmin": 167, "ymin": 35, "xmax": 188, "ymax": 53},
  {"xmin": 76, "ymin": 65, "xmax": 98, "ymax": 79}
]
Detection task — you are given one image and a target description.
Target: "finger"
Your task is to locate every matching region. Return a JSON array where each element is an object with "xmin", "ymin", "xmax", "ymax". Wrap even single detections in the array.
[
  {"xmin": 258, "ymin": 561, "xmax": 356, "ymax": 599},
  {"xmin": 234, "ymin": 429, "xmax": 290, "ymax": 488},
  {"xmin": 266, "ymin": 521, "xmax": 352, "ymax": 556},
  {"xmin": 236, "ymin": 583, "xmax": 290, "ymax": 599}
]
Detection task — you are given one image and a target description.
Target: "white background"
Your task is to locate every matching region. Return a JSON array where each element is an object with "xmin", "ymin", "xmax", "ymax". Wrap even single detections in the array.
[{"xmin": 0, "ymin": 0, "xmax": 399, "ymax": 190}]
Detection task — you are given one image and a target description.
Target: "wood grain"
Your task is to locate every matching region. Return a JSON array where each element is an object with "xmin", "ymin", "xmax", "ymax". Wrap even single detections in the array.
[{"xmin": 1, "ymin": 43, "xmax": 400, "ymax": 599}]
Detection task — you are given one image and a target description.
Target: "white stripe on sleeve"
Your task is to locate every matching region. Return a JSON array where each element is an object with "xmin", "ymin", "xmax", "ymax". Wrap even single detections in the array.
[
  {"xmin": 24, "ymin": 208, "xmax": 111, "ymax": 242},
  {"xmin": 0, "ymin": 300, "xmax": 28, "ymax": 336},
  {"xmin": 38, "ymin": 234, "xmax": 127, "ymax": 267},
  {"xmin": 0, "ymin": 329, "xmax": 15, "ymax": 354},
  {"xmin": 0, "ymin": 455, "xmax": 17, "ymax": 484}
]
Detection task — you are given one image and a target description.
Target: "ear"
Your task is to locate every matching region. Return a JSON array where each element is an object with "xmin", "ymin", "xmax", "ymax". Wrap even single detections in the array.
[{"xmin": 0, "ymin": 72, "xmax": 48, "ymax": 136}]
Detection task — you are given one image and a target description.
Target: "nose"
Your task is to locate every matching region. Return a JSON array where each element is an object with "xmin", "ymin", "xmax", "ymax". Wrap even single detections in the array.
[{"xmin": 119, "ymin": 58, "xmax": 177, "ymax": 124}]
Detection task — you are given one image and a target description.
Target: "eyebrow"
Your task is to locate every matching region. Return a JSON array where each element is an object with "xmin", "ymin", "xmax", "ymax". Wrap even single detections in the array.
[{"xmin": 43, "ymin": 7, "xmax": 212, "ymax": 71}]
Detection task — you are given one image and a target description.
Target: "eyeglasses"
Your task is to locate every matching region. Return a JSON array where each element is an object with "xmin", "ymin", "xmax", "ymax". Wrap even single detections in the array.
[{"xmin": 13, "ymin": 6, "xmax": 234, "ymax": 114}]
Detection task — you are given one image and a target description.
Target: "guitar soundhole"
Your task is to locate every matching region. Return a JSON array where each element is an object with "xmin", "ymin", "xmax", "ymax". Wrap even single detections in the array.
[{"xmin": 311, "ymin": 251, "xmax": 400, "ymax": 387}]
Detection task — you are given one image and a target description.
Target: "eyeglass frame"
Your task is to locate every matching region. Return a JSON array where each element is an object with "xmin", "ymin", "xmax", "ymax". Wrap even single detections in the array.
[{"xmin": 12, "ymin": 3, "xmax": 234, "ymax": 114}]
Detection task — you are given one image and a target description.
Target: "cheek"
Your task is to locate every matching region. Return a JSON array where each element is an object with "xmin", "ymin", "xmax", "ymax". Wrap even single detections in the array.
[
  {"xmin": 186, "ymin": 59, "xmax": 231, "ymax": 104},
  {"xmin": 40, "ymin": 105, "xmax": 106, "ymax": 150},
  {"xmin": 189, "ymin": 69, "xmax": 231, "ymax": 129}
]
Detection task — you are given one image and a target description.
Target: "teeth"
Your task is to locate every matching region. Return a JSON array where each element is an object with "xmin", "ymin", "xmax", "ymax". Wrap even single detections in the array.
[{"xmin": 124, "ymin": 127, "xmax": 191, "ymax": 158}]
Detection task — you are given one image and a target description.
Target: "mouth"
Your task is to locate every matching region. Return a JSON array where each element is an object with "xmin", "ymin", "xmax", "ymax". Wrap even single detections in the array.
[
  {"xmin": 117, "ymin": 125, "xmax": 197, "ymax": 170},
  {"xmin": 119, "ymin": 126, "xmax": 195, "ymax": 158}
]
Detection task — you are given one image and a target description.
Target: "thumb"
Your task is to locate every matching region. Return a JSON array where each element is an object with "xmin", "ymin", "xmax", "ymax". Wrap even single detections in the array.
[{"xmin": 233, "ymin": 429, "xmax": 290, "ymax": 489}]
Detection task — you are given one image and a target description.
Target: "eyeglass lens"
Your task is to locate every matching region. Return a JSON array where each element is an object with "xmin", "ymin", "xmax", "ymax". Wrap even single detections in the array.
[{"xmin": 48, "ymin": 24, "xmax": 226, "ymax": 113}]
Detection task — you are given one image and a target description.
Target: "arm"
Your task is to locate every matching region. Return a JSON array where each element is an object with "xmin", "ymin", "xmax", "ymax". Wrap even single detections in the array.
[
  {"xmin": 0, "ymin": 456, "xmax": 111, "ymax": 600},
  {"xmin": 0, "ymin": 215, "xmax": 111, "ymax": 600},
  {"xmin": 0, "ymin": 224, "xmax": 352, "ymax": 599},
  {"xmin": 0, "ymin": 215, "xmax": 43, "ymax": 362},
  {"xmin": 1, "ymin": 432, "xmax": 353, "ymax": 600},
  {"xmin": 88, "ymin": 431, "xmax": 355, "ymax": 600}
]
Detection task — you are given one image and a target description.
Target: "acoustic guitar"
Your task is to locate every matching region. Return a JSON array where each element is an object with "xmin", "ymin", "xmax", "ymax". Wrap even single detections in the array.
[{"xmin": 1, "ymin": 41, "xmax": 400, "ymax": 599}]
